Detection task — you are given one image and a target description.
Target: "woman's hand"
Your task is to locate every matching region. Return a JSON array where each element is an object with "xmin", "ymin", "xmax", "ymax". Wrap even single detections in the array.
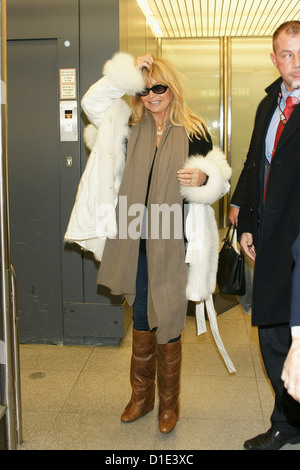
[
  {"xmin": 135, "ymin": 55, "xmax": 154, "ymax": 71},
  {"xmin": 177, "ymin": 168, "xmax": 207, "ymax": 187}
]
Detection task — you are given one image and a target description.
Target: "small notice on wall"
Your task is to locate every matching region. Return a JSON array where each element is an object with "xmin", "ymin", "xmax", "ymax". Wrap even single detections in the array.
[{"xmin": 60, "ymin": 68, "xmax": 76, "ymax": 99}]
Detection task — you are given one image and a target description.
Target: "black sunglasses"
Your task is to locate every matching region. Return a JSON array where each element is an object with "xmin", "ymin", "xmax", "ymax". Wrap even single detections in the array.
[{"xmin": 137, "ymin": 84, "xmax": 169, "ymax": 97}]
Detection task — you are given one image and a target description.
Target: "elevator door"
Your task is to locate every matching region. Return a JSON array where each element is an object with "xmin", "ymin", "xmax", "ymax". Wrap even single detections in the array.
[{"xmin": 7, "ymin": 39, "xmax": 63, "ymax": 342}]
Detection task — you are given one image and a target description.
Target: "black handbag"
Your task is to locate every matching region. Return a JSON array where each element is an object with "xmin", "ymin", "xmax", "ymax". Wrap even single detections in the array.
[{"xmin": 217, "ymin": 224, "xmax": 245, "ymax": 296}]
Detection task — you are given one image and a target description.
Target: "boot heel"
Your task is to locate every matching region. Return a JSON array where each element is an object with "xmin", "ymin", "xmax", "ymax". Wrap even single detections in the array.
[{"xmin": 121, "ymin": 387, "xmax": 155, "ymax": 422}]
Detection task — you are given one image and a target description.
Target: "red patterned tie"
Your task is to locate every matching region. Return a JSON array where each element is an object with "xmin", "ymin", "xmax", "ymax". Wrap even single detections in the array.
[{"xmin": 263, "ymin": 95, "xmax": 299, "ymax": 203}]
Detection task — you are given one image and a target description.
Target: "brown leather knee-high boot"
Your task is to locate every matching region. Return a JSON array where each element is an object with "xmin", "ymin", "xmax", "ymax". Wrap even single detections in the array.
[
  {"xmin": 157, "ymin": 338, "xmax": 182, "ymax": 433},
  {"xmin": 121, "ymin": 328, "xmax": 156, "ymax": 422}
]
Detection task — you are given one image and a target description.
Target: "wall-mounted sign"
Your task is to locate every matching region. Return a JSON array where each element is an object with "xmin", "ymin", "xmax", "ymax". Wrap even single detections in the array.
[{"xmin": 60, "ymin": 68, "xmax": 76, "ymax": 99}]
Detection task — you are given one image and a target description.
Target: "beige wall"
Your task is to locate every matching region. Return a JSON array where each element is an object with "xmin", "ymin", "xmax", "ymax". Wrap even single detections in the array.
[{"xmin": 119, "ymin": 0, "xmax": 157, "ymax": 56}]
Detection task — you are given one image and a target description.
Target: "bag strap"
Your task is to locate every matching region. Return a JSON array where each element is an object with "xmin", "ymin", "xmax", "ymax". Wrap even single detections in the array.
[
  {"xmin": 224, "ymin": 223, "xmax": 236, "ymax": 242},
  {"xmin": 224, "ymin": 224, "xmax": 240, "ymax": 254}
]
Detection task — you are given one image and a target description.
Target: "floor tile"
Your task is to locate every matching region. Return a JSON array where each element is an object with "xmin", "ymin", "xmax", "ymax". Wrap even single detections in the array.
[
  {"xmin": 39, "ymin": 412, "xmax": 158, "ymax": 450},
  {"xmin": 16, "ymin": 304, "xmax": 300, "ymax": 451},
  {"xmin": 154, "ymin": 418, "xmax": 266, "ymax": 450}
]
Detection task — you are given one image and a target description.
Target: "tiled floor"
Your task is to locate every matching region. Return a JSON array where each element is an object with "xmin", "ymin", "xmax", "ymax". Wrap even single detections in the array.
[{"xmin": 18, "ymin": 304, "xmax": 300, "ymax": 450}]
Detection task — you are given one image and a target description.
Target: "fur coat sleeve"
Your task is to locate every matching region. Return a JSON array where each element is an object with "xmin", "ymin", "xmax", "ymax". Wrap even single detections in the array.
[
  {"xmin": 81, "ymin": 53, "xmax": 145, "ymax": 128},
  {"xmin": 64, "ymin": 53, "xmax": 145, "ymax": 259},
  {"xmin": 181, "ymin": 147, "xmax": 232, "ymax": 301}
]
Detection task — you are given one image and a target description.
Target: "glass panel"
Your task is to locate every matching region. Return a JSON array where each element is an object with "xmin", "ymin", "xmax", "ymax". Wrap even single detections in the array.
[
  {"xmin": 161, "ymin": 37, "xmax": 280, "ymax": 224},
  {"xmin": 230, "ymin": 37, "xmax": 279, "ymax": 195},
  {"xmin": 161, "ymin": 38, "xmax": 221, "ymax": 222}
]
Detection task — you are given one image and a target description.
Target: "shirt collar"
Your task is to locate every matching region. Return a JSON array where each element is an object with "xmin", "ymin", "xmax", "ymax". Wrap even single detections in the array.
[{"xmin": 281, "ymin": 82, "xmax": 300, "ymax": 102}]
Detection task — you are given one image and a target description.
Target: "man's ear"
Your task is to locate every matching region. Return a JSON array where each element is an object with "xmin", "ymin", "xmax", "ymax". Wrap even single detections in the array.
[{"xmin": 270, "ymin": 52, "xmax": 278, "ymax": 69}]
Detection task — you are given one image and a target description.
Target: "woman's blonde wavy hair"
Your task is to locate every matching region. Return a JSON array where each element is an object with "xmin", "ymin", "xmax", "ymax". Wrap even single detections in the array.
[{"xmin": 129, "ymin": 56, "xmax": 209, "ymax": 141}]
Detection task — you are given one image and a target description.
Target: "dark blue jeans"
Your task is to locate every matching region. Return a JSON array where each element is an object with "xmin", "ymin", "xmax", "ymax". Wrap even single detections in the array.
[{"xmin": 133, "ymin": 251, "xmax": 180, "ymax": 343}]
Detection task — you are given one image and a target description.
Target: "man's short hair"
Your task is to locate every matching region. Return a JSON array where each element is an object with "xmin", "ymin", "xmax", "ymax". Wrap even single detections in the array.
[{"xmin": 273, "ymin": 20, "xmax": 300, "ymax": 52}]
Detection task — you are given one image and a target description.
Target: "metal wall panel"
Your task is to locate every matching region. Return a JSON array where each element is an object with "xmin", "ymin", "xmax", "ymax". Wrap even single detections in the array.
[{"xmin": 7, "ymin": 0, "xmax": 79, "ymax": 39}]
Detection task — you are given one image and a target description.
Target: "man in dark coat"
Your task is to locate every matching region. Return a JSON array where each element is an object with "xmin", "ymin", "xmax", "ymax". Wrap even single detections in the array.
[{"xmin": 236, "ymin": 21, "xmax": 300, "ymax": 450}]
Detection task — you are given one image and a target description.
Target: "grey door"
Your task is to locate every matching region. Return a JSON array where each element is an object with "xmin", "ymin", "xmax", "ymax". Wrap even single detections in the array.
[{"xmin": 7, "ymin": 39, "xmax": 63, "ymax": 342}]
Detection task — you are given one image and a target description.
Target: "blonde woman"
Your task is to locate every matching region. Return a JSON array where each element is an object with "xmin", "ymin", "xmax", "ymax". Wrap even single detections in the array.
[{"xmin": 65, "ymin": 52, "xmax": 231, "ymax": 433}]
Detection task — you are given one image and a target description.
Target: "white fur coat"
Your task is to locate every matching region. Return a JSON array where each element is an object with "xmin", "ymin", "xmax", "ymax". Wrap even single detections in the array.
[{"xmin": 64, "ymin": 52, "xmax": 235, "ymax": 372}]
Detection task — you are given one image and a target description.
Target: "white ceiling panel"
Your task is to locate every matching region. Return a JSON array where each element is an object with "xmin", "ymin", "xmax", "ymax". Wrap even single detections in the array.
[{"xmin": 137, "ymin": 0, "xmax": 300, "ymax": 37}]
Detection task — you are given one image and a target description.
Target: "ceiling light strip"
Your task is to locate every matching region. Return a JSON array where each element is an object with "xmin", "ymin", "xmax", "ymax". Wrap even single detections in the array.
[
  {"xmin": 254, "ymin": 0, "xmax": 276, "ymax": 36},
  {"xmin": 184, "ymin": 0, "xmax": 193, "ymax": 37},
  {"xmin": 184, "ymin": 0, "xmax": 194, "ymax": 37},
  {"xmin": 206, "ymin": 0, "xmax": 210, "ymax": 35},
  {"xmin": 229, "ymin": 0, "xmax": 241, "ymax": 36},
  {"xmin": 191, "ymin": 0, "xmax": 199, "ymax": 37},
  {"xmin": 217, "ymin": 0, "xmax": 226, "ymax": 37},
  {"xmin": 234, "ymin": 0, "xmax": 247, "ymax": 36},
  {"xmin": 275, "ymin": 0, "xmax": 300, "ymax": 33},
  {"xmin": 136, "ymin": 0, "xmax": 163, "ymax": 37},
  {"xmin": 207, "ymin": 0, "xmax": 212, "ymax": 36},
  {"xmin": 210, "ymin": 0, "xmax": 216, "ymax": 36},
  {"xmin": 166, "ymin": 0, "xmax": 181, "ymax": 37},
  {"xmin": 240, "ymin": 0, "xmax": 255, "ymax": 36},
  {"xmin": 152, "ymin": 0, "xmax": 170, "ymax": 37},
  {"xmin": 213, "ymin": 0, "xmax": 217, "ymax": 36},
  {"xmin": 260, "ymin": 0, "xmax": 287, "ymax": 36},
  {"xmin": 293, "ymin": 7, "xmax": 300, "ymax": 20},
  {"xmin": 198, "ymin": 0, "xmax": 204, "ymax": 37},
  {"xmin": 143, "ymin": 0, "xmax": 300, "ymax": 39},
  {"xmin": 154, "ymin": 0, "xmax": 175, "ymax": 37},
  {"xmin": 224, "ymin": 0, "xmax": 237, "ymax": 36},
  {"xmin": 177, "ymin": 0, "xmax": 188, "ymax": 37},
  {"xmin": 284, "ymin": 0, "xmax": 300, "ymax": 21},
  {"xmin": 200, "ymin": 0, "xmax": 207, "ymax": 36},
  {"xmin": 224, "ymin": 0, "xmax": 234, "ymax": 36},
  {"xmin": 246, "ymin": 0, "xmax": 267, "ymax": 36},
  {"xmin": 244, "ymin": 0, "xmax": 262, "ymax": 36},
  {"xmin": 173, "ymin": 0, "xmax": 184, "ymax": 37}
]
